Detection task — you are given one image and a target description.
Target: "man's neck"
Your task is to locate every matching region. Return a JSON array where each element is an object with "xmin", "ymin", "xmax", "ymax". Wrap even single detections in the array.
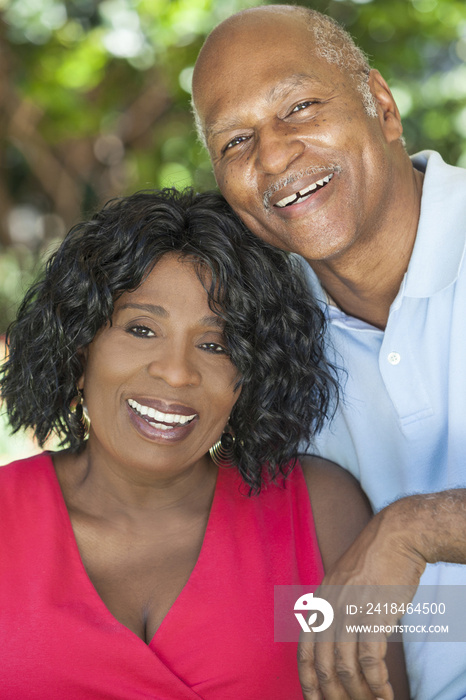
[{"xmin": 309, "ymin": 166, "xmax": 425, "ymax": 330}]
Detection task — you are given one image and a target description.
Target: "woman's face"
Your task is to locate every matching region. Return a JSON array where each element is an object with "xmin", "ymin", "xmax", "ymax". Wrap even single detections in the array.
[{"xmin": 79, "ymin": 253, "xmax": 239, "ymax": 480}]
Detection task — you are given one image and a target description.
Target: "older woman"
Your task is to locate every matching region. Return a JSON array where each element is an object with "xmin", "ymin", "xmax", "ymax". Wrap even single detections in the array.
[{"xmin": 0, "ymin": 189, "xmax": 408, "ymax": 699}]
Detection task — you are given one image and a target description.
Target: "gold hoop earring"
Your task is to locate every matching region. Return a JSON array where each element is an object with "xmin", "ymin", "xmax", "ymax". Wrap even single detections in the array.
[
  {"xmin": 70, "ymin": 388, "xmax": 90, "ymax": 439},
  {"xmin": 209, "ymin": 425, "xmax": 236, "ymax": 466}
]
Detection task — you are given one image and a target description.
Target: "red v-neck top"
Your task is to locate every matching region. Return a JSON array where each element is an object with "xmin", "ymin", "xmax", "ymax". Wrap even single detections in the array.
[{"xmin": 0, "ymin": 453, "xmax": 323, "ymax": 699}]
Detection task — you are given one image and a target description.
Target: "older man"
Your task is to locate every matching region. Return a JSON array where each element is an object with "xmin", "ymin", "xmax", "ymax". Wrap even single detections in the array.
[{"xmin": 192, "ymin": 4, "xmax": 466, "ymax": 700}]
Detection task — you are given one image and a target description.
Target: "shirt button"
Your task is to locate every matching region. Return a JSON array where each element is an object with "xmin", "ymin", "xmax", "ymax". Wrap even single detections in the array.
[{"xmin": 388, "ymin": 352, "xmax": 401, "ymax": 365}]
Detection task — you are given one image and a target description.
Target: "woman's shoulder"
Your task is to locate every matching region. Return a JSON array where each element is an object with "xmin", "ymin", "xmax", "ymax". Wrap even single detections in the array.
[
  {"xmin": 0, "ymin": 452, "xmax": 52, "ymax": 475},
  {"xmin": 0, "ymin": 451, "xmax": 67, "ymax": 542},
  {"xmin": 299, "ymin": 455, "xmax": 367, "ymax": 500},
  {"xmin": 0, "ymin": 452, "xmax": 56, "ymax": 507},
  {"xmin": 299, "ymin": 455, "xmax": 372, "ymax": 571}
]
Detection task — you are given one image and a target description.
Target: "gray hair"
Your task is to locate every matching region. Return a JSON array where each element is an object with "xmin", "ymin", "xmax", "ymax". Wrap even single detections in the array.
[
  {"xmin": 191, "ymin": 5, "xmax": 378, "ymax": 148},
  {"xmin": 299, "ymin": 6, "xmax": 377, "ymax": 117},
  {"xmin": 192, "ymin": 100, "xmax": 207, "ymax": 150}
]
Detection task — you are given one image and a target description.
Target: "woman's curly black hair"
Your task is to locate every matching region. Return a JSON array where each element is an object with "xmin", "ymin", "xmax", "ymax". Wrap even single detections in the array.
[{"xmin": 1, "ymin": 188, "xmax": 337, "ymax": 492}]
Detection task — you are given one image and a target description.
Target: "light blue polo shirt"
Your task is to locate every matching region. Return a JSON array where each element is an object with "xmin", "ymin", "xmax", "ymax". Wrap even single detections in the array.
[{"xmin": 305, "ymin": 151, "xmax": 466, "ymax": 700}]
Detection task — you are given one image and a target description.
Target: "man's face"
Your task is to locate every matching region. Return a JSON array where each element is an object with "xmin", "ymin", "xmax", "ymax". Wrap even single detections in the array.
[{"xmin": 193, "ymin": 14, "xmax": 401, "ymax": 263}]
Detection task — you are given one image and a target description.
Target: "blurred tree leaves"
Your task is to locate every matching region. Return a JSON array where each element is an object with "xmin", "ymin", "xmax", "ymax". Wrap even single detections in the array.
[{"xmin": 0, "ymin": 0, "xmax": 466, "ymax": 331}]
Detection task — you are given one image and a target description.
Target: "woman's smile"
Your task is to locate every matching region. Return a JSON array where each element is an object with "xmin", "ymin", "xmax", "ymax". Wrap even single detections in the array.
[{"xmin": 127, "ymin": 397, "xmax": 199, "ymax": 442}]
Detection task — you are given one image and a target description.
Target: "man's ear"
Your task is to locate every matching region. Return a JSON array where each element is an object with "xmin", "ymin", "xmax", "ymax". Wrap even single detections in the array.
[{"xmin": 368, "ymin": 69, "xmax": 403, "ymax": 144}]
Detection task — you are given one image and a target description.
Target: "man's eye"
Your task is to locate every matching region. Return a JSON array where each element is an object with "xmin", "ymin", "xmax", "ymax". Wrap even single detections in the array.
[
  {"xmin": 127, "ymin": 325, "xmax": 155, "ymax": 338},
  {"xmin": 200, "ymin": 342, "xmax": 228, "ymax": 354},
  {"xmin": 223, "ymin": 135, "xmax": 249, "ymax": 152},
  {"xmin": 290, "ymin": 101, "xmax": 317, "ymax": 113}
]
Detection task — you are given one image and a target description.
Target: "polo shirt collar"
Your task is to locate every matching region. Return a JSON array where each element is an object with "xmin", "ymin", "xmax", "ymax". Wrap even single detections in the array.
[{"xmin": 402, "ymin": 150, "xmax": 466, "ymax": 299}]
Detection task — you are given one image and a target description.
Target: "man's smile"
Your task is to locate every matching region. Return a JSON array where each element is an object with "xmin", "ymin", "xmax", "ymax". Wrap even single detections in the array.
[
  {"xmin": 274, "ymin": 173, "xmax": 335, "ymax": 208},
  {"xmin": 263, "ymin": 165, "xmax": 341, "ymax": 211}
]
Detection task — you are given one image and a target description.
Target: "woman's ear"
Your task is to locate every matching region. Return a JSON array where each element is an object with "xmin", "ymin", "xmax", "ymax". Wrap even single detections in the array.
[{"xmin": 76, "ymin": 347, "xmax": 88, "ymax": 390}]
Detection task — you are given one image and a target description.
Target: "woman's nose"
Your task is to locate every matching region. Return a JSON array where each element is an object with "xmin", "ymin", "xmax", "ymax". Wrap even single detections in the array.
[{"xmin": 147, "ymin": 346, "xmax": 201, "ymax": 388}]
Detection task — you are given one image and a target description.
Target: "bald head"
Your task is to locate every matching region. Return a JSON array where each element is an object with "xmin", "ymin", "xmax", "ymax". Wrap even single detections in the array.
[{"xmin": 192, "ymin": 5, "xmax": 377, "ymax": 147}]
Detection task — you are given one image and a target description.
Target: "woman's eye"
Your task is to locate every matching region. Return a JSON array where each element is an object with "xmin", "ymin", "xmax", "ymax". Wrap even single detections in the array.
[
  {"xmin": 223, "ymin": 135, "xmax": 249, "ymax": 152},
  {"xmin": 200, "ymin": 342, "xmax": 228, "ymax": 354},
  {"xmin": 127, "ymin": 325, "xmax": 155, "ymax": 338}
]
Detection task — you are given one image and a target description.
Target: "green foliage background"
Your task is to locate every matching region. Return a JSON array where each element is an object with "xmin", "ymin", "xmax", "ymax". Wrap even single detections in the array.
[
  {"xmin": 0, "ymin": 0, "xmax": 465, "ymax": 459},
  {"xmin": 0, "ymin": 0, "xmax": 465, "ymax": 334}
]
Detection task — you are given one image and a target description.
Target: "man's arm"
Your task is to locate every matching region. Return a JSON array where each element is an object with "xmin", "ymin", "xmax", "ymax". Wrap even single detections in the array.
[
  {"xmin": 301, "ymin": 457, "xmax": 410, "ymax": 700},
  {"xmin": 299, "ymin": 487, "xmax": 466, "ymax": 699}
]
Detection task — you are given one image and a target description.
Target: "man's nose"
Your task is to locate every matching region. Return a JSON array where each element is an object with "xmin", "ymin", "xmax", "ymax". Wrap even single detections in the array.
[
  {"xmin": 147, "ymin": 346, "xmax": 201, "ymax": 388},
  {"xmin": 256, "ymin": 122, "xmax": 304, "ymax": 175}
]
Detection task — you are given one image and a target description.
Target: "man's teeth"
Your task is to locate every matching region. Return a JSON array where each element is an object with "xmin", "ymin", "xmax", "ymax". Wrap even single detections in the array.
[
  {"xmin": 128, "ymin": 399, "xmax": 196, "ymax": 428},
  {"xmin": 275, "ymin": 173, "xmax": 333, "ymax": 208}
]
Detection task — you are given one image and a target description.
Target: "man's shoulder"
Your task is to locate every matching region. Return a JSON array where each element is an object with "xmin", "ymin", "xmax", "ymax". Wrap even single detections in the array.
[
  {"xmin": 403, "ymin": 150, "xmax": 466, "ymax": 298},
  {"xmin": 411, "ymin": 149, "xmax": 466, "ymax": 179},
  {"xmin": 412, "ymin": 150, "xmax": 466, "ymax": 195}
]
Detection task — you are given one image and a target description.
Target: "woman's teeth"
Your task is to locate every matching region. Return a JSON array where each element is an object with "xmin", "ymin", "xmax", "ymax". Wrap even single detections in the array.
[
  {"xmin": 128, "ymin": 399, "xmax": 196, "ymax": 429},
  {"xmin": 275, "ymin": 173, "xmax": 333, "ymax": 208}
]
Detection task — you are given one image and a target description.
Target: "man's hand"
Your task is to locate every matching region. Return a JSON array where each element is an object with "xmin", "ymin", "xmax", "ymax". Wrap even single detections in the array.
[{"xmin": 298, "ymin": 494, "xmax": 429, "ymax": 699}]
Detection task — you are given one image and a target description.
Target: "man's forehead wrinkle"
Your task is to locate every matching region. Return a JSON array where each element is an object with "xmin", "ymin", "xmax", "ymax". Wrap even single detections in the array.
[
  {"xmin": 266, "ymin": 73, "xmax": 327, "ymax": 103},
  {"xmin": 207, "ymin": 117, "xmax": 243, "ymax": 140}
]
